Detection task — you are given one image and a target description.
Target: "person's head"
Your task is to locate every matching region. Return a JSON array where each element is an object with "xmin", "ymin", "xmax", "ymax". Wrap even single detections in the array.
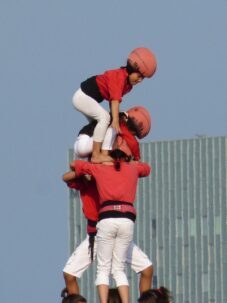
[
  {"xmin": 126, "ymin": 106, "xmax": 151, "ymax": 139},
  {"xmin": 128, "ymin": 70, "xmax": 144, "ymax": 86},
  {"xmin": 109, "ymin": 148, "xmax": 131, "ymax": 171},
  {"xmin": 108, "ymin": 288, "xmax": 122, "ymax": 303},
  {"xmin": 138, "ymin": 287, "xmax": 173, "ymax": 303},
  {"xmin": 126, "ymin": 47, "xmax": 157, "ymax": 85},
  {"xmin": 62, "ymin": 293, "xmax": 87, "ymax": 303}
]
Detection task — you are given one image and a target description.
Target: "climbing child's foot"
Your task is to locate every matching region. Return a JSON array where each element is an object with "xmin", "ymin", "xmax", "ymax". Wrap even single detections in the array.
[{"xmin": 91, "ymin": 154, "xmax": 113, "ymax": 163}]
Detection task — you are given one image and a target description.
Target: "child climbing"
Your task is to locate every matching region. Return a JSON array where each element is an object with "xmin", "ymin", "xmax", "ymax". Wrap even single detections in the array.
[
  {"xmin": 73, "ymin": 105, "xmax": 152, "ymax": 161},
  {"xmin": 72, "ymin": 47, "xmax": 157, "ymax": 163}
]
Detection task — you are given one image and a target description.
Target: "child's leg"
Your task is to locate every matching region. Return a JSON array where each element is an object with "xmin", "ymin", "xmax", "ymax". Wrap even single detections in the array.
[
  {"xmin": 125, "ymin": 241, "xmax": 153, "ymax": 293},
  {"xmin": 117, "ymin": 285, "xmax": 130, "ymax": 303},
  {"xmin": 95, "ymin": 219, "xmax": 116, "ymax": 302},
  {"xmin": 72, "ymin": 89, "xmax": 112, "ymax": 163},
  {"xmin": 139, "ymin": 265, "xmax": 153, "ymax": 294},
  {"xmin": 63, "ymin": 273, "xmax": 80, "ymax": 294},
  {"xmin": 111, "ymin": 218, "xmax": 134, "ymax": 303},
  {"xmin": 101, "ymin": 127, "xmax": 117, "ymax": 156},
  {"xmin": 92, "ymin": 142, "xmax": 112, "ymax": 163},
  {"xmin": 63, "ymin": 236, "xmax": 94, "ymax": 294},
  {"xmin": 97, "ymin": 285, "xmax": 109, "ymax": 303}
]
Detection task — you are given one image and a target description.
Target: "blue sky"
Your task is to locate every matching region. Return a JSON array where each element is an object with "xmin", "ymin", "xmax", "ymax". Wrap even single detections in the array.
[{"xmin": 0, "ymin": 1, "xmax": 226, "ymax": 302}]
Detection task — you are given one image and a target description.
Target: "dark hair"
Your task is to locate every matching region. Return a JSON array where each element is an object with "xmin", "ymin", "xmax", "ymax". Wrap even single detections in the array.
[
  {"xmin": 62, "ymin": 294, "xmax": 87, "ymax": 303},
  {"xmin": 108, "ymin": 288, "xmax": 122, "ymax": 303},
  {"xmin": 78, "ymin": 120, "xmax": 97, "ymax": 136},
  {"xmin": 121, "ymin": 62, "xmax": 139, "ymax": 74},
  {"xmin": 109, "ymin": 149, "xmax": 131, "ymax": 171},
  {"xmin": 88, "ymin": 232, "xmax": 96, "ymax": 261},
  {"xmin": 120, "ymin": 111, "xmax": 143, "ymax": 138},
  {"xmin": 138, "ymin": 287, "xmax": 173, "ymax": 303},
  {"xmin": 126, "ymin": 116, "xmax": 142, "ymax": 137},
  {"xmin": 119, "ymin": 111, "xmax": 128, "ymax": 120}
]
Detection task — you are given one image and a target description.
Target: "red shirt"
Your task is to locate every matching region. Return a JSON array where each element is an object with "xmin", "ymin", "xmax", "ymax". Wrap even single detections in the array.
[
  {"xmin": 119, "ymin": 121, "xmax": 140, "ymax": 161},
  {"xmin": 73, "ymin": 160, "xmax": 151, "ymax": 205},
  {"xmin": 96, "ymin": 68, "xmax": 132, "ymax": 102},
  {"xmin": 67, "ymin": 177, "xmax": 100, "ymax": 222}
]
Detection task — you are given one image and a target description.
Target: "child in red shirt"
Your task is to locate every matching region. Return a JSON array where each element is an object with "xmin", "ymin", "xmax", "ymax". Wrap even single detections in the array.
[
  {"xmin": 72, "ymin": 47, "xmax": 157, "ymax": 163},
  {"xmin": 73, "ymin": 106, "xmax": 152, "ymax": 163}
]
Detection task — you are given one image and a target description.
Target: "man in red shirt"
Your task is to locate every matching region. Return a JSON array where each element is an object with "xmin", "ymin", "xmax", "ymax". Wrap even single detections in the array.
[{"xmin": 62, "ymin": 150, "xmax": 152, "ymax": 303}]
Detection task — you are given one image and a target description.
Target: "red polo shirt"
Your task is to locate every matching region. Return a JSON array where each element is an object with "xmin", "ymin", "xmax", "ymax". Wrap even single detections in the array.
[
  {"xmin": 73, "ymin": 160, "xmax": 151, "ymax": 205},
  {"xmin": 119, "ymin": 121, "xmax": 140, "ymax": 161},
  {"xmin": 96, "ymin": 68, "xmax": 132, "ymax": 102},
  {"xmin": 66, "ymin": 177, "xmax": 100, "ymax": 222}
]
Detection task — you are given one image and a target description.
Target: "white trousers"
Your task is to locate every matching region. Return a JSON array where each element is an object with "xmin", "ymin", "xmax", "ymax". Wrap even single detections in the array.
[
  {"xmin": 73, "ymin": 128, "xmax": 117, "ymax": 159},
  {"xmin": 63, "ymin": 236, "xmax": 152, "ymax": 278},
  {"xmin": 72, "ymin": 88, "xmax": 110, "ymax": 142},
  {"xmin": 73, "ymin": 134, "xmax": 93, "ymax": 159},
  {"xmin": 95, "ymin": 218, "xmax": 134, "ymax": 287}
]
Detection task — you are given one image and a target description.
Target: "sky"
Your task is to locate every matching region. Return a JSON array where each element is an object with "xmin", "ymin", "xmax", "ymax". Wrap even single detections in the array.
[{"xmin": 0, "ymin": 0, "xmax": 227, "ymax": 302}]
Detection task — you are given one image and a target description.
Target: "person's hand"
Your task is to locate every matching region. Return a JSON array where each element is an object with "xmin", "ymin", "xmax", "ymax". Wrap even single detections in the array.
[
  {"xmin": 62, "ymin": 170, "xmax": 76, "ymax": 182},
  {"xmin": 69, "ymin": 161, "xmax": 75, "ymax": 170},
  {"xmin": 111, "ymin": 120, "xmax": 122, "ymax": 134},
  {"xmin": 61, "ymin": 287, "xmax": 68, "ymax": 298}
]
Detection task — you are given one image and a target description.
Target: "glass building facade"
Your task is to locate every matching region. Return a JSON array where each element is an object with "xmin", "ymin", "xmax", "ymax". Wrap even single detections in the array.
[{"xmin": 66, "ymin": 136, "xmax": 227, "ymax": 303}]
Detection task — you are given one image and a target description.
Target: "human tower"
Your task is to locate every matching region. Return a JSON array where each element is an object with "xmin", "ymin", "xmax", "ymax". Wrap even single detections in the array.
[{"xmin": 61, "ymin": 48, "xmax": 172, "ymax": 303}]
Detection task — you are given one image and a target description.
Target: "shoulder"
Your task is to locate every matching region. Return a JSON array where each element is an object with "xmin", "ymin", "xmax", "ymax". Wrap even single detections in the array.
[
  {"xmin": 75, "ymin": 160, "xmax": 94, "ymax": 169},
  {"xmin": 130, "ymin": 161, "xmax": 151, "ymax": 170},
  {"xmin": 104, "ymin": 68, "xmax": 128, "ymax": 78}
]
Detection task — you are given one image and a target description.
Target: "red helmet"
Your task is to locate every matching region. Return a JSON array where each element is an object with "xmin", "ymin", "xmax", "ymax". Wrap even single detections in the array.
[
  {"xmin": 127, "ymin": 47, "xmax": 157, "ymax": 78},
  {"xmin": 126, "ymin": 106, "xmax": 151, "ymax": 139}
]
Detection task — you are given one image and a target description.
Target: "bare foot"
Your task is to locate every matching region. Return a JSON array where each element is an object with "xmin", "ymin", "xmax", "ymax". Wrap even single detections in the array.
[{"xmin": 91, "ymin": 154, "xmax": 113, "ymax": 163}]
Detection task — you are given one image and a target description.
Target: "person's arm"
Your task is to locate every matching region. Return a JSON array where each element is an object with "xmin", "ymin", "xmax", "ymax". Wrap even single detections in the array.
[
  {"xmin": 62, "ymin": 170, "xmax": 77, "ymax": 183},
  {"xmin": 120, "ymin": 122, "xmax": 141, "ymax": 160},
  {"xmin": 69, "ymin": 161, "xmax": 75, "ymax": 170},
  {"xmin": 62, "ymin": 160, "xmax": 96, "ymax": 190},
  {"xmin": 110, "ymin": 100, "xmax": 122, "ymax": 134},
  {"xmin": 136, "ymin": 162, "xmax": 151, "ymax": 177},
  {"xmin": 74, "ymin": 160, "xmax": 96, "ymax": 177}
]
